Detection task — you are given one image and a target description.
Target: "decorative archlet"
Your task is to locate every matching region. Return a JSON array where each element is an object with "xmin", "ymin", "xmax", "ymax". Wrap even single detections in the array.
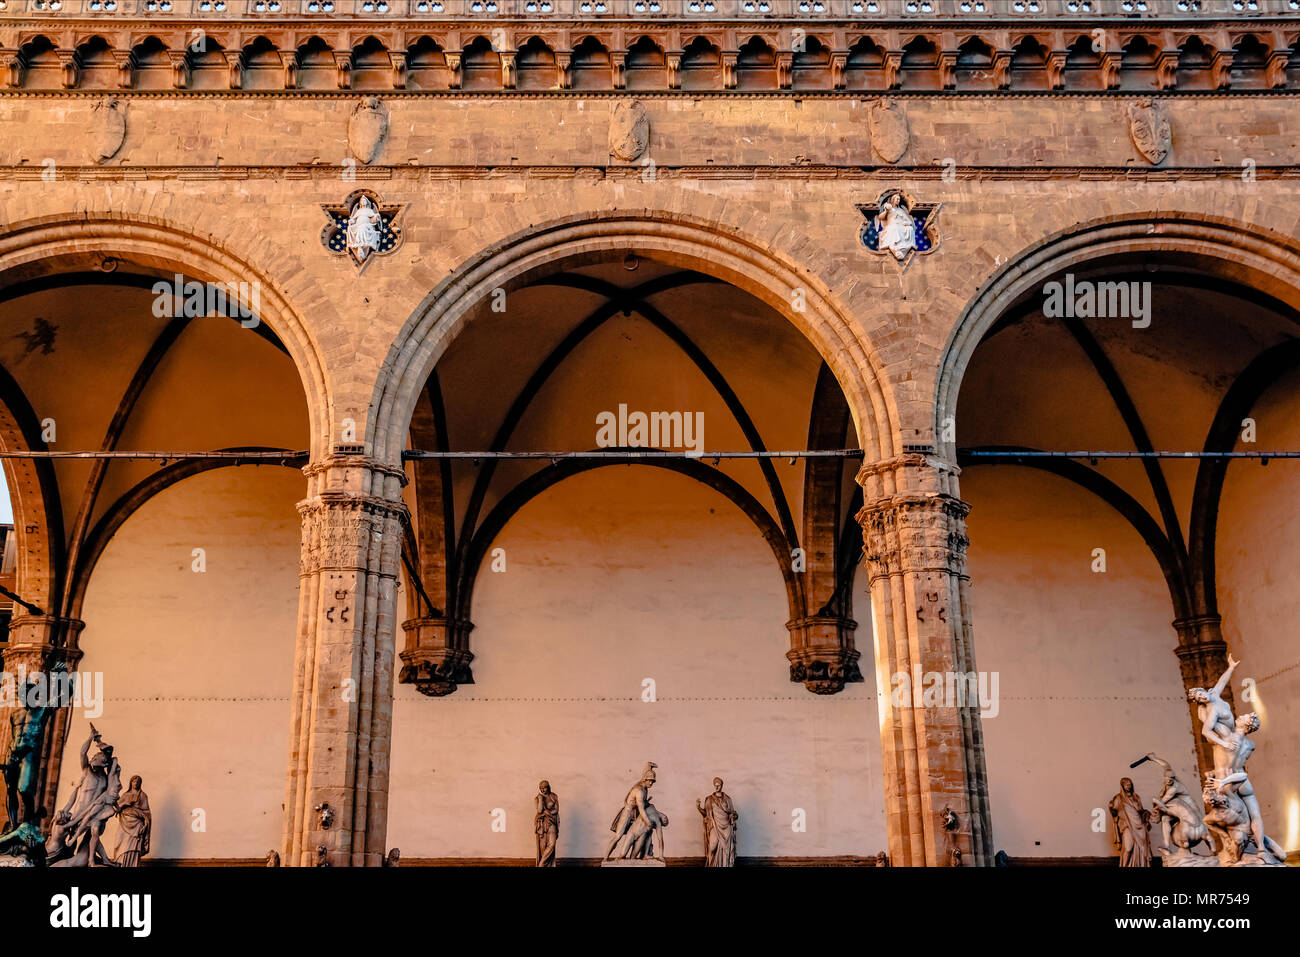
[
  {"xmin": 867, "ymin": 97, "xmax": 909, "ymax": 165},
  {"xmin": 856, "ymin": 189, "xmax": 941, "ymax": 270},
  {"xmin": 320, "ymin": 189, "xmax": 405, "ymax": 273},
  {"xmin": 87, "ymin": 96, "xmax": 127, "ymax": 165},
  {"xmin": 1127, "ymin": 98, "xmax": 1172, "ymax": 165},
  {"xmin": 347, "ymin": 96, "xmax": 389, "ymax": 166},
  {"xmin": 609, "ymin": 99, "xmax": 650, "ymax": 163}
]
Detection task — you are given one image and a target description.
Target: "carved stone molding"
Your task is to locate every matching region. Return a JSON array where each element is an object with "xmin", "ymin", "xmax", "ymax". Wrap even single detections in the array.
[
  {"xmin": 398, "ymin": 617, "xmax": 475, "ymax": 697},
  {"xmin": 785, "ymin": 615, "xmax": 862, "ymax": 695}
]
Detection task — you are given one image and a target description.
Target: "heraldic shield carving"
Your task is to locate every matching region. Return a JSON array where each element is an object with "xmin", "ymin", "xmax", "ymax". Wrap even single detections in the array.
[
  {"xmin": 1127, "ymin": 98, "xmax": 1172, "ymax": 166},
  {"xmin": 867, "ymin": 98, "xmax": 909, "ymax": 165}
]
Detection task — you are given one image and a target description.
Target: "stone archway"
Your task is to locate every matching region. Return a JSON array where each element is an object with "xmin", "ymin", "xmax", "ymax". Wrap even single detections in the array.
[
  {"xmin": 0, "ymin": 214, "xmax": 327, "ymax": 846},
  {"xmin": 315, "ymin": 210, "xmax": 994, "ymax": 867},
  {"xmin": 937, "ymin": 213, "xmax": 1300, "ymax": 822}
]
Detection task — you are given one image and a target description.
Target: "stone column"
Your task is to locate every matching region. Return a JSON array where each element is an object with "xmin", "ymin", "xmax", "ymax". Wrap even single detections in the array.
[
  {"xmin": 856, "ymin": 454, "xmax": 992, "ymax": 866},
  {"xmin": 282, "ymin": 456, "xmax": 405, "ymax": 867},
  {"xmin": 1173, "ymin": 614, "xmax": 1233, "ymax": 780}
]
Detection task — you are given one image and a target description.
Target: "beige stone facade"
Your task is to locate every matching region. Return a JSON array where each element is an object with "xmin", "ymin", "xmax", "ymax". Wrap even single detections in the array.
[{"xmin": 1, "ymin": 3, "xmax": 1298, "ymax": 866}]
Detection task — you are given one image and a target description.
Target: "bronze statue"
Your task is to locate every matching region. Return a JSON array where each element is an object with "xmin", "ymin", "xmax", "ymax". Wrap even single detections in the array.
[
  {"xmin": 696, "ymin": 777, "xmax": 738, "ymax": 867},
  {"xmin": 534, "ymin": 780, "xmax": 559, "ymax": 867},
  {"xmin": 2, "ymin": 674, "xmax": 57, "ymax": 834}
]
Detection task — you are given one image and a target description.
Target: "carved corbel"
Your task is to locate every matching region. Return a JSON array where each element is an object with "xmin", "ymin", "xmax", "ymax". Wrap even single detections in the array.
[
  {"xmin": 280, "ymin": 51, "xmax": 297, "ymax": 89},
  {"xmin": 445, "ymin": 51, "xmax": 462, "ymax": 89},
  {"xmin": 391, "ymin": 50, "xmax": 407, "ymax": 88},
  {"xmin": 111, "ymin": 50, "xmax": 133, "ymax": 89},
  {"xmin": 830, "ymin": 52, "xmax": 846, "ymax": 89},
  {"xmin": 1156, "ymin": 51, "xmax": 1178, "ymax": 90},
  {"xmin": 1209, "ymin": 49, "xmax": 1229, "ymax": 89},
  {"xmin": 786, "ymin": 616, "xmax": 862, "ymax": 696},
  {"xmin": 1265, "ymin": 50, "xmax": 1289, "ymax": 89},
  {"xmin": 399, "ymin": 617, "xmax": 476, "ymax": 697},
  {"xmin": 884, "ymin": 51, "xmax": 902, "ymax": 89},
  {"xmin": 1100, "ymin": 51, "xmax": 1121, "ymax": 89},
  {"xmin": 0, "ymin": 49, "xmax": 21, "ymax": 88},
  {"xmin": 500, "ymin": 50, "xmax": 515, "ymax": 88},
  {"xmin": 611, "ymin": 51, "xmax": 626, "ymax": 89},
  {"xmin": 59, "ymin": 50, "xmax": 81, "ymax": 89},
  {"xmin": 992, "ymin": 51, "xmax": 1012, "ymax": 89},
  {"xmin": 556, "ymin": 51, "xmax": 571, "ymax": 89},
  {"xmin": 223, "ymin": 51, "xmax": 243, "ymax": 89},
  {"xmin": 722, "ymin": 51, "xmax": 737, "ymax": 89},
  {"xmin": 168, "ymin": 49, "xmax": 189, "ymax": 88},
  {"xmin": 777, "ymin": 50, "xmax": 792, "ymax": 88},
  {"xmin": 666, "ymin": 51, "xmax": 681, "ymax": 89},
  {"xmin": 939, "ymin": 51, "xmax": 957, "ymax": 89},
  {"xmin": 1046, "ymin": 50, "xmax": 1066, "ymax": 89},
  {"xmin": 333, "ymin": 51, "xmax": 352, "ymax": 89}
]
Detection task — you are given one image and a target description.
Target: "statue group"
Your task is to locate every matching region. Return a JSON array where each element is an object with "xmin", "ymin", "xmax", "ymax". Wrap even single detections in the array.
[
  {"xmin": 1112, "ymin": 655, "xmax": 1286, "ymax": 867},
  {"xmin": 533, "ymin": 764, "xmax": 740, "ymax": 867},
  {"xmin": 1, "ymin": 708, "xmax": 151, "ymax": 868}
]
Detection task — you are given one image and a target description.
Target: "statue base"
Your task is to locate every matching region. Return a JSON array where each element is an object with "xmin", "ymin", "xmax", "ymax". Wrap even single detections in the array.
[{"xmin": 601, "ymin": 859, "xmax": 666, "ymax": 867}]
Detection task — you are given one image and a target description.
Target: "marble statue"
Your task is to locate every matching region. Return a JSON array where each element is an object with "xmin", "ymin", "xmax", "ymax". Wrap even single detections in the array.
[
  {"xmin": 1139, "ymin": 754, "xmax": 1211, "ymax": 863},
  {"xmin": 696, "ymin": 777, "xmax": 738, "ymax": 867},
  {"xmin": 1108, "ymin": 777, "xmax": 1152, "ymax": 866},
  {"xmin": 48, "ymin": 725, "xmax": 122, "ymax": 867},
  {"xmin": 605, "ymin": 762, "xmax": 668, "ymax": 862},
  {"xmin": 1205, "ymin": 712, "xmax": 1286, "ymax": 865},
  {"xmin": 267, "ymin": 850, "xmax": 280, "ymax": 867},
  {"xmin": 874, "ymin": 193, "xmax": 916, "ymax": 260},
  {"xmin": 112, "ymin": 775, "xmax": 151, "ymax": 867},
  {"xmin": 535, "ymin": 780, "xmax": 559, "ymax": 867},
  {"xmin": 1188, "ymin": 654, "xmax": 1239, "ymax": 767},
  {"xmin": 346, "ymin": 195, "xmax": 383, "ymax": 262},
  {"xmin": 385, "ymin": 848, "xmax": 400, "ymax": 867}
]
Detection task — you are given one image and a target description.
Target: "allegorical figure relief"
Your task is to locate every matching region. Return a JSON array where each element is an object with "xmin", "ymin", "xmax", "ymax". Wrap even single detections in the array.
[
  {"xmin": 346, "ymin": 195, "xmax": 383, "ymax": 262},
  {"xmin": 1109, "ymin": 777, "xmax": 1152, "ymax": 867},
  {"xmin": 113, "ymin": 775, "xmax": 151, "ymax": 868},
  {"xmin": 874, "ymin": 192, "xmax": 916, "ymax": 260},
  {"xmin": 696, "ymin": 777, "xmax": 738, "ymax": 867},
  {"xmin": 48, "ymin": 724, "xmax": 122, "ymax": 867},
  {"xmin": 605, "ymin": 762, "xmax": 668, "ymax": 862},
  {"xmin": 535, "ymin": 780, "xmax": 559, "ymax": 867}
]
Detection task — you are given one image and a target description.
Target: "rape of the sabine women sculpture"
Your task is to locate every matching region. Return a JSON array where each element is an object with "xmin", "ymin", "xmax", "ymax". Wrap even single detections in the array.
[
  {"xmin": 604, "ymin": 762, "xmax": 669, "ymax": 865},
  {"xmin": 1129, "ymin": 654, "xmax": 1287, "ymax": 866}
]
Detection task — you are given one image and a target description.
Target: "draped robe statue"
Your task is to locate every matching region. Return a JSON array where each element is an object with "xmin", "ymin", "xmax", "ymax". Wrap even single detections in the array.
[
  {"xmin": 697, "ymin": 777, "xmax": 738, "ymax": 867},
  {"xmin": 346, "ymin": 196, "xmax": 383, "ymax": 261},
  {"xmin": 1109, "ymin": 777, "xmax": 1152, "ymax": 867},
  {"xmin": 875, "ymin": 193, "xmax": 916, "ymax": 260},
  {"xmin": 534, "ymin": 780, "xmax": 559, "ymax": 867},
  {"xmin": 113, "ymin": 775, "xmax": 151, "ymax": 867}
]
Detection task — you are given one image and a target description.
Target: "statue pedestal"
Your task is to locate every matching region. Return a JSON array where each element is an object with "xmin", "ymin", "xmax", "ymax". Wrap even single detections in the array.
[{"xmin": 601, "ymin": 859, "xmax": 666, "ymax": 867}]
